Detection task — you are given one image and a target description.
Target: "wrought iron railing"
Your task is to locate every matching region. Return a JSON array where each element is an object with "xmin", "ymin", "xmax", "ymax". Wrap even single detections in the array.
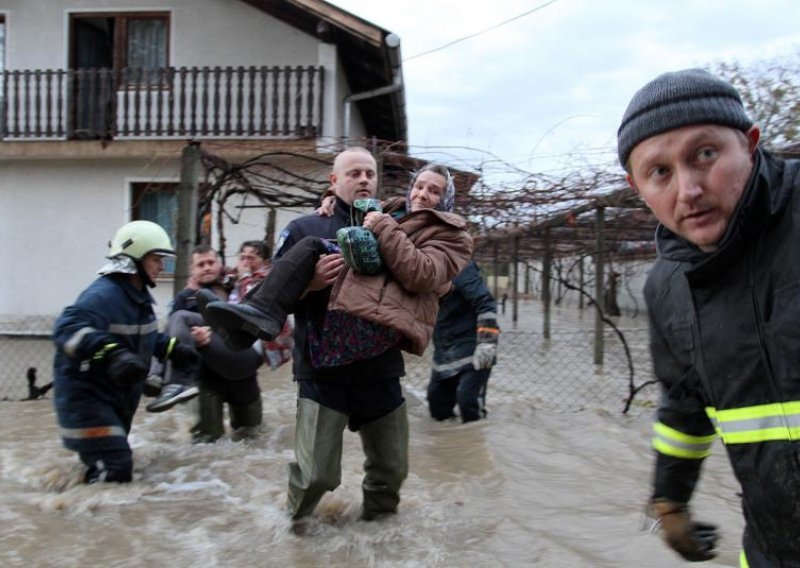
[{"xmin": 0, "ymin": 65, "xmax": 325, "ymax": 140}]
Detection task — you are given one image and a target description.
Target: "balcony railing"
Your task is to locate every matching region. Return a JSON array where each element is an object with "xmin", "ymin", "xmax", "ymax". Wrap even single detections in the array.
[{"xmin": 0, "ymin": 65, "xmax": 325, "ymax": 141}]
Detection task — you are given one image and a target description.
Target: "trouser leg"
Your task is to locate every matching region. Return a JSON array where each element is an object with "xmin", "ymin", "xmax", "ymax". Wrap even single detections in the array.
[
  {"xmin": 229, "ymin": 395, "xmax": 262, "ymax": 430},
  {"xmin": 165, "ymin": 310, "xmax": 204, "ymax": 386},
  {"xmin": 456, "ymin": 368, "xmax": 491, "ymax": 422},
  {"xmin": 246, "ymin": 236, "xmax": 328, "ymax": 323},
  {"xmin": 191, "ymin": 388, "xmax": 225, "ymax": 444},
  {"xmin": 200, "ymin": 334, "xmax": 263, "ymax": 380},
  {"xmin": 358, "ymin": 402, "xmax": 409, "ymax": 521},
  {"xmin": 287, "ymin": 397, "xmax": 348, "ymax": 520},
  {"xmin": 427, "ymin": 375, "xmax": 458, "ymax": 420}
]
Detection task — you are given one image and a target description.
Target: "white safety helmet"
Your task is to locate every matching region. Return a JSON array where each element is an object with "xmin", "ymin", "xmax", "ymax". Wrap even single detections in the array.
[{"xmin": 107, "ymin": 220, "xmax": 175, "ymax": 261}]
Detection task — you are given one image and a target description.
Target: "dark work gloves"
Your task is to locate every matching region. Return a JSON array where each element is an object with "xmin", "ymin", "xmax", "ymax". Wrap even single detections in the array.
[{"xmin": 92, "ymin": 344, "xmax": 149, "ymax": 388}]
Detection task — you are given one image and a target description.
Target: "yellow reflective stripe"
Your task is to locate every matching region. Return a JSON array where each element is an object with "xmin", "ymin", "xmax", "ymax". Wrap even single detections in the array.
[
  {"xmin": 92, "ymin": 343, "xmax": 119, "ymax": 361},
  {"xmin": 652, "ymin": 422, "xmax": 715, "ymax": 459},
  {"xmin": 165, "ymin": 336, "xmax": 178, "ymax": 359},
  {"xmin": 706, "ymin": 402, "xmax": 800, "ymax": 444},
  {"xmin": 740, "ymin": 549, "xmax": 749, "ymax": 568}
]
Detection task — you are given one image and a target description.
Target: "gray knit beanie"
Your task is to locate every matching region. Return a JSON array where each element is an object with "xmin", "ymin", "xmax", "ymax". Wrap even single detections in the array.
[{"xmin": 617, "ymin": 68, "xmax": 753, "ymax": 168}]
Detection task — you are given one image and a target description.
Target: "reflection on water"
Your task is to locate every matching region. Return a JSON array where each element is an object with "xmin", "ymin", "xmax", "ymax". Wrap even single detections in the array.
[{"xmin": 1, "ymin": 361, "xmax": 743, "ymax": 567}]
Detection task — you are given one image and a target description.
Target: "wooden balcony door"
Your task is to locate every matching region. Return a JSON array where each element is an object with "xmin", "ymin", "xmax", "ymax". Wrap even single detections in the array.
[
  {"xmin": 69, "ymin": 16, "xmax": 115, "ymax": 139},
  {"xmin": 68, "ymin": 12, "xmax": 169, "ymax": 140}
]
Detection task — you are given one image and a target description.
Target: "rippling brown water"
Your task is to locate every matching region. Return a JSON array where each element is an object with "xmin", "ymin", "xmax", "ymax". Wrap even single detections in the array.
[{"xmin": 1, "ymin": 359, "xmax": 743, "ymax": 567}]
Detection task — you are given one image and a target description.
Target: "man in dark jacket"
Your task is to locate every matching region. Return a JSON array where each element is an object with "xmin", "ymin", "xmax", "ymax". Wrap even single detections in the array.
[
  {"xmin": 273, "ymin": 147, "xmax": 409, "ymax": 526},
  {"xmin": 619, "ymin": 68, "xmax": 800, "ymax": 566},
  {"xmin": 148, "ymin": 244, "xmax": 265, "ymax": 443},
  {"xmin": 428, "ymin": 261, "xmax": 499, "ymax": 422}
]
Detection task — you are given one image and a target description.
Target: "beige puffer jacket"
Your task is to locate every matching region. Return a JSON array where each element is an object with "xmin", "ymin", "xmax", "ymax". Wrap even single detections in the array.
[{"xmin": 328, "ymin": 202, "xmax": 473, "ymax": 355}]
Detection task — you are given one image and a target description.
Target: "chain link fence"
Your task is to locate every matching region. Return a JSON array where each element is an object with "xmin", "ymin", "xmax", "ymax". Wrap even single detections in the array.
[
  {"xmin": 1, "ymin": 327, "xmax": 659, "ymax": 414},
  {"xmin": 403, "ymin": 327, "xmax": 658, "ymax": 415}
]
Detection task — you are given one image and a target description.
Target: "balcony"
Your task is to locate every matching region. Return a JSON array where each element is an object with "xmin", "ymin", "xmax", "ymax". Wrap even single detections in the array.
[{"xmin": 0, "ymin": 65, "xmax": 325, "ymax": 141}]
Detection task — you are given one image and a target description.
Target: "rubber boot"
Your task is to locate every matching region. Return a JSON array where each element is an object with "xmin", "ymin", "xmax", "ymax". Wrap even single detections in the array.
[
  {"xmin": 287, "ymin": 397, "xmax": 348, "ymax": 520},
  {"xmin": 358, "ymin": 403, "xmax": 409, "ymax": 521},
  {"xmin": 230, "ymin": 396, "xmax": 263, "ymax": 442},
  {"xmin": 190, "ymin": 389, "xmax": 225, "ymax": 444}
]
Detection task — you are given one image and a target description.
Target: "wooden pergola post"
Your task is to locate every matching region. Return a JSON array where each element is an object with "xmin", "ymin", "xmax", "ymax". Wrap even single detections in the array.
[
  {"xmin": 173, "ymin": 141, "xmax": 201, "ymax": 297},
  {"xmin": 493, "ymin": 241, "xmax": 500, "ymax": 299},
  {"xmin": 542, "ymin": 228, "xmax": 552, "ymax": 339},
  {"xmin": 594, "ymin": 207, "xmax": 605, "ymax": 364},
  {"xmin": 512, "ymin": 235, "xmax": 519, "ymax": 324}
]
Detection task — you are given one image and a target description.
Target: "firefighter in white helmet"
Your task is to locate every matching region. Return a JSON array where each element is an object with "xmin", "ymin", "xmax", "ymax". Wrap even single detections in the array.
[{"xmin": 52, "ymin": 220, "xmax": 200, "ymax": 483}]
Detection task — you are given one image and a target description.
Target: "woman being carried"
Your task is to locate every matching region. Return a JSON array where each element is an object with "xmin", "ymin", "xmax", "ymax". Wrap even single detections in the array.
[{"xmin": 199, "ymin": 163, "xmax": 472, "ymax": 368}]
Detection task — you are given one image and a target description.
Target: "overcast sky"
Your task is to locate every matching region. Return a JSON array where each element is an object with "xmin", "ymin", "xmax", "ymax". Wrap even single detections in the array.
[{"xmin": 328, "ymin": 0, "xmax": 800, "ymax": 179}]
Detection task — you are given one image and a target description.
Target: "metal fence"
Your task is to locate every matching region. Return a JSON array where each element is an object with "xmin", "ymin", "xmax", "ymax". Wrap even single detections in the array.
[{"xmin": 1, "ymin": 328, "xmax": 659, "ymax": 414}]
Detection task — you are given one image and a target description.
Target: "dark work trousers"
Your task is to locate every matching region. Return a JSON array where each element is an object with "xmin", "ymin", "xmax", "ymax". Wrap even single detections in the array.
[
  {"xmin": 167, "ymin": 310, "xmax": 263, "ymax": 383},
  {"xmin": 427, "ymin": 367, "xmax": 491, "ymax": 422},
  {"xmin": 297, "ymin": 376, "xmax": 404, "ymax": 431}
]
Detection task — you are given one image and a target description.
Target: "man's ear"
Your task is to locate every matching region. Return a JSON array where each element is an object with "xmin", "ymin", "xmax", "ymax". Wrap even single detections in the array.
[
  {"xmin": 746, "ymin": 125, "xmax": 761, "ymax": 154},
  {"xmin": 626, "ymin": 173, "xmax": 639, "ymax": 194}
]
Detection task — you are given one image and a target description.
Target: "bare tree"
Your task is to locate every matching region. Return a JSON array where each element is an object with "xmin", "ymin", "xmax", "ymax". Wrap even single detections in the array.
[{"xmin": 710, "ymin": 50, "xmax": 800, "ymax": 149}]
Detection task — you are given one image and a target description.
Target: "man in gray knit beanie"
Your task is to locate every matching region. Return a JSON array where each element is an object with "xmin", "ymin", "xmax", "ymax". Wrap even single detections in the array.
[
  {"xmin": 620, "ymin": 68, "xmax": 800, "ymax": 567},
  {"xmin": 618, "ymin": 68, "xmax": 753, "ymax": 169},
  {"xmin": 620, "ymin": 68, "xmax": 759, "ymax": 251}
]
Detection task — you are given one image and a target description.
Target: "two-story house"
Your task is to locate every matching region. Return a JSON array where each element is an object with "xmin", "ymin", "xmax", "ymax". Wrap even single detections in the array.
[{"xmin": 0, "ymin": 0, "xmax": 408, "ymax": 330}]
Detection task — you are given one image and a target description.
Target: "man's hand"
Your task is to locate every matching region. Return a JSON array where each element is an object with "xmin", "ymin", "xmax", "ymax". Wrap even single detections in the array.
[
  {"xmin": 190, "ymin": 325, "xmax": 213, "ymax": 348},
  {"xmin": 472, "ymin": 318, "xmax": 500, "ymax": 370},
  {"xmin": 650, "ymin": 500, "xmax": 718, "ymax": 562},
  {"xmin": 92, "ymin": 344, "xmax": 149, "ymax": 387},
  {"xmin": 305, "ymin": 253, "xmax": 345, "ymax": 293},
  {"xmin": 472, "ymin": 343, "xmax": 497, "ymax": 370}
]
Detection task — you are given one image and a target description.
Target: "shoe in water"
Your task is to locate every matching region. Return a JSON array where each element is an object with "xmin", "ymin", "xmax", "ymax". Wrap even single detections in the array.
[{"xmin": 146, "ymin": 384, "xmax": 199, "ymax": 413}]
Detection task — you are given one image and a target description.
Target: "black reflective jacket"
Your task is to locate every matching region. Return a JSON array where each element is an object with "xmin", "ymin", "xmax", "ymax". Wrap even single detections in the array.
[{"xmin": 646, "ymin": 148, "xmax": 800, "ymax": 566}]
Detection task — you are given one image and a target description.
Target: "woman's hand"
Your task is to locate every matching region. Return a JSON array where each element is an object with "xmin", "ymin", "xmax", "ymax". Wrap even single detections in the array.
[
  {"xmin": 362, "ymin": 211, "xmax": 389, "ymax": 231},
  {"xmin": 315, "ymin": 194, "xmax": 336, "ymax": 217}
]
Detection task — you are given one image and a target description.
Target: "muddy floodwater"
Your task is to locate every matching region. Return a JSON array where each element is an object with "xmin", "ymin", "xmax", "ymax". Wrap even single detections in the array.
[{"xmin": 0, "ymin": 304, "xmax": 744, "ymax": 566}]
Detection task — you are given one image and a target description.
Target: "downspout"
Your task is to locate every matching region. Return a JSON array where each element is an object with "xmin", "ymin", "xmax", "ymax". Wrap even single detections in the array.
[{"xmin": 342, "ymin": 32, "xmax": 405, "ymax": 144}]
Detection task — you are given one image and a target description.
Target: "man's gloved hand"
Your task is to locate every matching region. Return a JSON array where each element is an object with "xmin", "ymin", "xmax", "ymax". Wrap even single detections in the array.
[
  {"xmin": 166, "ymin": 339, "xmax": 202, "ymax": 373},
  {"xmin": 650, "ymin": 499, "xmax": 718, "ymax": 562},
  {"xmin": 472, "ymin": 317, "xmax": 500, "ymax": 370},
  {"xmin": 92, "ymin": 344, "xmax": 149, "ymax": 387}
]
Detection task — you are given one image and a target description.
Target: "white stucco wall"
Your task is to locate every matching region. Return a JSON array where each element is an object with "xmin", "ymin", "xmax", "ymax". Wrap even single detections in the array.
[
  {"xmin": 5, "ymin": 0, "xmax": 316, "ymax": 70},
  {"xmin": 0, "ymin": 154, "xmax": 330, "ymax": 329},
  {"xmin": 0, "ymin": 158, "xmax": 173, "ymax": 327},
  {"xmin": 0, "ymin": 0, "xmax": 376, "ymax": 330}
]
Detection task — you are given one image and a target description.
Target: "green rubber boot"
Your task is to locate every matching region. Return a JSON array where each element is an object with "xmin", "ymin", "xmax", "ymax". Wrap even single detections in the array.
[
  {"xmin": 190, "ymin": 389, "xmax": 224, "ymax": 444},
  {"xmin": 287, "ymin": 398, "xmax": 348, "ymax": 520},
  {"xmin": 230, "ymin": 396, "xmax": 263, "ymax": 442},
  {"xmin": 359, "ymin": 402, "xmax": 409, "ymax": 521}
]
